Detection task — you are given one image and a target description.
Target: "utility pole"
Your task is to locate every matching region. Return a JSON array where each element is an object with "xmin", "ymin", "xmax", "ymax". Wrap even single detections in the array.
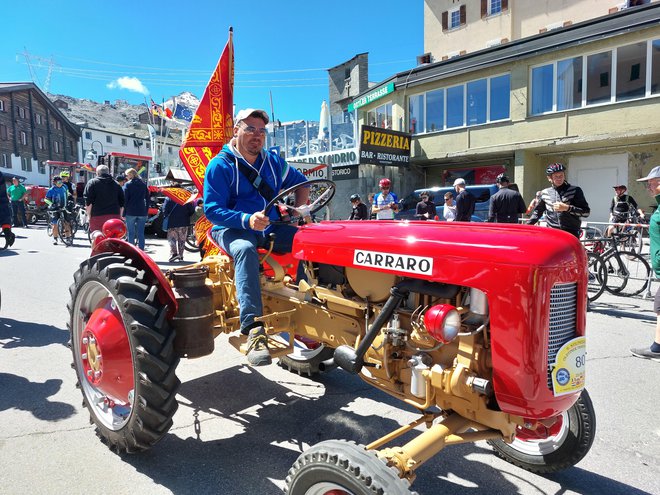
[{"xmin": 19, "ymin": 49, "xmax": 59, "ymax": 92}]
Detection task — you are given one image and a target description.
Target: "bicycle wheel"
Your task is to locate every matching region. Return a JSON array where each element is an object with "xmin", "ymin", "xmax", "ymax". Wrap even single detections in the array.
[
  {"xmin": 603, "ymin": 250, "xmax": 650, "ymax": 297},
  {"xmin": 47, "ymin": 223, "xmax": 53, "ymax": 237},
  {"xmin": 586, "ymin": 252, "xmax": 607, "ymax": 303},
  {"xmin": 58, "ymin": 219, "xmax": 75, "ymax": 246}
]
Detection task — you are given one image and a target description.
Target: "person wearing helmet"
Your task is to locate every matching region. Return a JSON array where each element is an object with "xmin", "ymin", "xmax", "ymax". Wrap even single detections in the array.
[
  {"xmin": 488, "ymin": 173, "xmax": 526, "ymax": 223},
  {"xmin": 605, "ymin": 184, "xmax": 645, "ymax": 237},
  {"xmin": 45, "ymin": 176, "xmax": 69, "ymax": 245},
  {"xmin": 526, "ymin": 163, "xmax": 590, "ymax": 238},
  {"xmin": 60, "ymin": 169, "xmax": 76, "ymax": 200},
  {"xmin": 372, "ymin": 178, "xmax": 399, "ymax": 220},
  {"xmin": 348, "ymin": 193, "xmax": 368, "ymax": 220},
  {"xmin": 415, "ymin": 191, "xmax": 437, "ymax": 221}
]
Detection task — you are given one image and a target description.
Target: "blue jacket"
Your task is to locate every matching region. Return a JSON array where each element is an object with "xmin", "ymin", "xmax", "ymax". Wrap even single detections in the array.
[
  {"xmin": 46, "ymin": 185, "xmax": 69, "ymax": 208},
  {"xmin": 162, "ymin": 197, "xmax": 195, "ymax": 229},
  {"xmin": 123, "ymin": 177, "xmax": 149, "ymax": 216},
  {"xmin": 203, "ymin": 143, "xmax": 307, "ymax": 234}
]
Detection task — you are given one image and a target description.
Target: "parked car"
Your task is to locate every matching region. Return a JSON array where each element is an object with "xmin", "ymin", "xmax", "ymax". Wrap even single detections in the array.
[{"xmin": 396, "ymin": 184, "xmax": 498, "ymax": 222}]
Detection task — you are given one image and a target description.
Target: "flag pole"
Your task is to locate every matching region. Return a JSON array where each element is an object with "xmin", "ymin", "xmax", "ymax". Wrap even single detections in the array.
[{"xmin": 269, "ymin": 90, "xmax": 276, "ymax": 146}]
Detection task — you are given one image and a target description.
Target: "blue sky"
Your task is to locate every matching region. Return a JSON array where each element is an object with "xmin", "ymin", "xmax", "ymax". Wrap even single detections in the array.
[{"xmin": 1, "ymin": 1, "xmax": 422, "ymax": 121}]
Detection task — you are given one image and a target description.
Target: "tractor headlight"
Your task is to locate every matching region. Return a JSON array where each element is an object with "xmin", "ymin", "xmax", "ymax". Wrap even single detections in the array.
[{"xmin": 423, "ymin": 304, "xmax": 461, "ymax": 344}]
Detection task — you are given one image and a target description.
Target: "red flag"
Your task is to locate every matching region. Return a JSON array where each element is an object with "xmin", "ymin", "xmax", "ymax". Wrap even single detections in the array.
[
  {"xmin": 160, "ymin": 187, "xmax": 193, "ymax": 206},
  {"xmin": 179, "ymin": 28, "xmax": 234, "ymax": 193}
]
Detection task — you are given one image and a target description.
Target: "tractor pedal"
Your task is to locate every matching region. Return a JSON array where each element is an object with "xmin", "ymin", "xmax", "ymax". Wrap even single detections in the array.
[{"xmin": 228, "ymin": 333, "xmax": 293, "ymax": 359}]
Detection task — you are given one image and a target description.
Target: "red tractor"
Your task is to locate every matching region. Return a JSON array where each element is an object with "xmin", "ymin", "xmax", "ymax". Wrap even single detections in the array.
[{"xmin": 68, "ymin": 179, "xmax": 594, "ymax": 494}]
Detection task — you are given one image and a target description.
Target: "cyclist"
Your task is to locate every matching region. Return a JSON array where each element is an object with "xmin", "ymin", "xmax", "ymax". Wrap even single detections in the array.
[
  {"xmin": 372, "ymin": 178, "xmax": 399, "ymax": 220},
  {"xmin": 0, "ymin": 170, "xmax": 16, "ymax": 247},
  {"xmin": 527, "ymin": 163, "xmax": 590, "ymax": 238},
  {"xmin": 45, "ymin": 176, "xmax": 69, "ymax": 245},
  {"xmin": 605, "ymin": 184, "xmax": 645, "ymax": 237},
  {"xmin": 60, "ymin": 170, "xmax": 76, "ymax": 201}
]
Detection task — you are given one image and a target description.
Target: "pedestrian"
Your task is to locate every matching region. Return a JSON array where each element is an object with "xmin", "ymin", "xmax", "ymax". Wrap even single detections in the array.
[
  {"xmin": 631, "ymin": 165, "xmax": 660, "ymax": 361},
  {"xmin": 116, "ymin": 174, "xmax": 127, "ymax": 188},
  {"xmin": 190, "ymin": 198, "xmax": 204, "ymax": 225},
  {"xmin": 372, "ymin": 178, "xmax": 399, "ymax": 220},
  {"xmin": 488, "ymin": 173, "xmax": 527, "ymax": 223},
  {"xmin": 526, "ymin": 163, "xmax": 590, "ymax": 238},
  {"xmin": 415, "ymin": 191, "xmax": 437, "ymax": 220},
  {"xmin": 0, "ymin": 170, "xmax": 15, "ymax": 247},
  {"xmin": 7, "ymin": 177, "xmax": 28, "ymax": 227},
  {"xmin": 84, "ymin": 164, "xmax": 125, "ymax": 233},
  {"xmin": 443, "ymin": 192, "xmax": 457, "ymax": 221},
  {"xmin": 123, "ymin": 167, "xmax": 149, "ymax": 250},
  {"xmin": 161, "ymin": 196, "xmax": 195, "ymax": 263},
  {"xmin": 453, "ymin": 178, "xmax": 475, "ymax": 222},
  {"xmin": 348, "ymin": 194, "xmax": 368, "ymax": 220},
  {"xmin": 45, "ymin": 176, "xmax": 69, "ymax": 245},
  {"xmin": 605, "ymin": 184, "xmax": 646, "ymax": 237},
  {"xmin": 204, "ymin": 108, "xmax": 309, "ymax": 366}
]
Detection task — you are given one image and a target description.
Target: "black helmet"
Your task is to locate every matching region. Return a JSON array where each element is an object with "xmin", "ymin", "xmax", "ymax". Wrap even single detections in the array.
[
  {"xmin": 53, "ymin": 176, "xmax": 62, "ymax": 182},
  {"xmin": 116, "ymin": 174, "xmax": 126, "ymax": 182},
  {"xmin": 545, "ymin": 163, "xmax": 566, "ymax": 175},
  {"xmin": 496, "ymin": 173, "xmax": 510, "ymax": 184},
  {"xmin": 350, "ymin": 194, "xmax": 360, "ymax": 202}
]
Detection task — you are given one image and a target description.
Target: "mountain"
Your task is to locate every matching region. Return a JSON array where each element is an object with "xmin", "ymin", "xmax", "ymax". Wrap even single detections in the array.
[{"xmin": 47, "ymin": 92, "xmax": 200, "ymax": 135}]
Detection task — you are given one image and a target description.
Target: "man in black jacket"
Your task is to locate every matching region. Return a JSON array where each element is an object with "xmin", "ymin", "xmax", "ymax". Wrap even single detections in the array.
[
  {"xmin": 453, "ymin": 178, "xmax": 475, "ymax": 222},
  {"xmin": 84, "ymin": 165, "xmax": 125, "ymax": 233},
  {"xmin": 348, "ymin": 194, "xmax": 368, "ymax": 220},
  {"xmin": 488, "ymin": 174, "xmax": 526, "ymax": 223},
  {"xmin": 527, "ymin": 163, "xmax": 590, "ymax": 238}
]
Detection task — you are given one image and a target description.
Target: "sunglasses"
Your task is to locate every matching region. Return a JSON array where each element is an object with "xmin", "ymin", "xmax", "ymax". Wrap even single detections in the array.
[{"xmin": 240, "ymin": 123, "xmax": 268, "ymax": 136}]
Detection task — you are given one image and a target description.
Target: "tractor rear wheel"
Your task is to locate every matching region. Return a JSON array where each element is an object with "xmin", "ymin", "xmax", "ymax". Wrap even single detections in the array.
[
  {"xmin": 488, "ymin": 389, "xmax": 595, "ymax": 473},
  {"xmin": 285, "ymin": 440, "xmax": 416, "ymax": 495},
  {"xmin": 68, "ymin": 252, "xmax": 179, "ymax": 453}
]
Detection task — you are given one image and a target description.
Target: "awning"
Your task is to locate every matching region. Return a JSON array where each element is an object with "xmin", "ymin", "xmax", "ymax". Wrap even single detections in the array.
[
  {"xmin": 165, "ymin": 168, "xmax": 193, "ymax": 183},
  {"xmin": 1, "ymin": 171, "xmax": 27, "ymax": 183}
]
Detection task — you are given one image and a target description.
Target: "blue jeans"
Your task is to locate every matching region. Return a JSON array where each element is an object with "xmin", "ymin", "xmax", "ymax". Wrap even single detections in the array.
[
  {"xmin": 125, "ymin": 215, "xmax": 147, "ymax": 249},
  {"xmin": 212, "ymin": 224, "xmax": 298, "ymax": 334}
]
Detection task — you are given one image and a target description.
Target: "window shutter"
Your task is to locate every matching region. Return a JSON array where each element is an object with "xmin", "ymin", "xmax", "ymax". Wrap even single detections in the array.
[
  {"xmin": 481, "ymin": 0, "xmax": 488, "ymax": 18},
  {"xmin": 442, "ymin": 11, "xmax": 448, "ymax": 30},
  {"xmin": 502, "ymin": 0, "xmax": 508, "ymax": 10},
  {"xmin": 460, "ymin": 5, "xmax": 466, "ymax": 25}
]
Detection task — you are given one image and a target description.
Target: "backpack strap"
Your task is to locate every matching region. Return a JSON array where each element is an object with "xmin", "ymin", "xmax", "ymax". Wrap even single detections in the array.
[{"xmin": 226, "ymin": 152, "xmax": 277, "ymax": 203}]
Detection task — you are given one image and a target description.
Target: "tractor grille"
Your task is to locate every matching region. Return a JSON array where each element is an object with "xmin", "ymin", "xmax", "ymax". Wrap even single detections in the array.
[{"xmin": 547, "ymin": 282, "xmax": 578, "ymax": 389}]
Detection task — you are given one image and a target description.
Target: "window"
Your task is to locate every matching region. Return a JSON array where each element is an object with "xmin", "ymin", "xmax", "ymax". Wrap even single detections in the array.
[
  {"xmin": 446, "ymin": 85, "xmax": 465, "ymax": 128},
  {"xmin": 21, "ymin": 157, "xmax": 31, "ymax": 172},
  {"xmin": 557, "ymin": 57, "xmax": 583, "ymax": 111},
  {"xmin": 38, "ymin": 161, "xmax": 45, "ymax": 174},
  {"xmin": 450, "ymin": 8, "xmax": 461, "ymax": 29},
  {"xmin": 122, "ymin": 138, "xmax": 127, "ymax": 146},
  {"xmin": 0, "ymin": 124, "xmax": 7, "ymax": 140},
  {"xmin": 55, "ymin": 121, "xmax": 62, "ymax": 130},
  {"xmin": 18, "ymin": 107, "xmax": 26, "ymax": 118},
  {"xmin": 54, "ymin": 141, "xmax": 60, "ymax": 153},
  {"xmin": 490, "ymin": 74, "xmax": 511, "ymax": 120},
  {"xmin": 19, "ymin": 131, "xmax": 27, "ymax": 145},
  {"xmin": 617, "ymin": 42, "xmax": 647, "ymax": 101},
  {"xmin": 587, "ymin": 51, "xmax": 612, "ymax": 105},
  {"xmin": 375, "ymin": 102, "xmax": 392, "ymax": 129},
  {"xmin": 408, "ymin": 94, "xmax": 424, "ymax": 134},
  {"xmin": 1, "ymin": 153, "xmax": 10, "ymax": 168},
  {"xmin": 531, "ymin": 64, "xmax": 554, "ymax": 114},
  {"xmin": 443, "ymin": 5, "xmax": 466, "ymax": 31},
  {"xmin": 35, "ymin": 113, "xmax": 42, "ymax": 125},
  {"xmin": 168, "ymin": 146, "xmax": 173, "ymax": 154},
  {"xmin": 0, "ymin": 100, "xmax": 4, "ymax": 112},
  {"xmin": 38, "ymin": 136, "xmax": 44, "ymax": 150},
  {"xmin": 467, "ymin": 79, "xmax": 488, "ymax": 125},
  {"xmin": 426, "ymin": 89, "xmax": 444, "ymax": 132},
  {"xmin": 106, "ymin": 135, "xmax": 113, "ymax": 144},
  {"xmin": 653, "ymin": 39, "xmax": 660, "ymax": 95},
  {"xmin": 85, "ymin": 131, "xmax": 92, "ymax": 139},
  {"xmin": 489, "ymin": 0, "xmax": 502, "ymax": 15}
]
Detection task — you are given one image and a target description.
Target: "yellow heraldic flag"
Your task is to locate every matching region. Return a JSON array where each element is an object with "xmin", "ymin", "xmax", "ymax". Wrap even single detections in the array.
[{"xmin": 160, "ymin": 187, "xmax": 193, "ymax": 206}]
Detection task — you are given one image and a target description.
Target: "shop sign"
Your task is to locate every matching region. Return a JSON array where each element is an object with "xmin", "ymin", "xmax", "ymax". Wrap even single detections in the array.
[
  {"xmin": 348, "ymin": 82, "xmax": 395, "ymax": 112},
  {"xmin": 359, "ymin": 125, "xmax": 411, "ymax": 166},
  {"xmin": 331, "ymin": 165, "xmax": 358, "ymax": 181},
  {"xmin": 290, "ymin": 148, "xmax": 359, "ymax": 167},
  {"xmin": 291, "ymin": 162, "xmax": 329, "ymax": 180}
]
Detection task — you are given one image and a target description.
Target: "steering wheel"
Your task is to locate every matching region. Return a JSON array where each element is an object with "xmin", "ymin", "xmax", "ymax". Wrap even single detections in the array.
[{"xmin": 264, "ymin": 179, "xmax": 336, "ymax": 225}]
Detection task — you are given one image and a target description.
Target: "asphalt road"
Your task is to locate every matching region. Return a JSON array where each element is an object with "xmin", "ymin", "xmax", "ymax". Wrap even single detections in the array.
[{"xmin": 0, "ymin": 224, "xmax": 659, "ymax": 495}]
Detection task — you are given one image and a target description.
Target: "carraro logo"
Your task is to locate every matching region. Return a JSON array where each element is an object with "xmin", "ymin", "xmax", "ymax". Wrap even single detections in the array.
[{"xmin": 353, "ymin": 249, "xmax": 433, "ymax": 275}]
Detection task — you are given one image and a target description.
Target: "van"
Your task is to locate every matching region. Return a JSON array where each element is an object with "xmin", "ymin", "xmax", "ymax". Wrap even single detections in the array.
[{"xmin": 396, "ymin": 184, "xmax": 498, "ymax": 222}]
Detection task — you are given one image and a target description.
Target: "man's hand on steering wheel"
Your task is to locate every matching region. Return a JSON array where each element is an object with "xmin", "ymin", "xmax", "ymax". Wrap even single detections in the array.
[{"xmin": 250, "ymin": 211, "xmax": 270, "ymax": 231}]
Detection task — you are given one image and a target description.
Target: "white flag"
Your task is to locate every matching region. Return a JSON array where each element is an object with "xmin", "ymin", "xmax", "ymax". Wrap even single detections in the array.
[{"xmin": 147, "ymin": 124, "xmax": 157, "ymax": 162}]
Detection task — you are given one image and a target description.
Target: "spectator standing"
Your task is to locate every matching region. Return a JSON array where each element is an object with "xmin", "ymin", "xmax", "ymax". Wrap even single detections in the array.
[
  {"xmin": 7, "ymin": 177, "xmax": 28, "ymax": 227},
  {"xmin": 123, "ymin": 167, "xmax": 150, "ymax": 250},
  {"xmin": 526, "ymin": 163, "xmax": 590, "ymax": 238},
  {"xmin": 84, "ymin": 164, "xmax": 125, "ymax": 233},
  {"xmin": 116, "ymin": 174, "xmax": 127, "ymax": 188},
  {"xmin": 415, "ymin": 191, "xmax": 437, "ymax": 220},
  {"xmin": 161, "ymin": 196, "xmax": 195, "ymax": 262},
  {"xmin": 605, "ymin": 184, "xmax": 645, "ymax": 237},
  {"xmin": 348, "ymin": 194, "xmax": 369, "ymax": 220},
  {"xmin": 45, "ymin": 176, "xmax": 69, "ymax": 244},
  {"xmin": 442, "ymin": 192, "xmax": 456, "ymax": 221},
  {"xmin": 372, "ymin": 178, "xmax": 399, "ymax": 220},
  {"xmin": 453, "ymin": 178, "xmax": 475, "ymax": 222},
  {"xmin": 0, "ymin": 170, "xmax": 15, "ymax": 246},
  {"xmin": 631, "ymin": 166, "xmax": 660, "ymax": 361},
  {"xmin": 488, "ymin": 174, "xmax": 527, "ymax": 223}
]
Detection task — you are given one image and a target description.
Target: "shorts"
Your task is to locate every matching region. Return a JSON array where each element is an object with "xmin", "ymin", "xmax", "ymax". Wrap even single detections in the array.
[
  {"xmin": 654, "ymin": 285, "xmax": 660, "ymax": 314},
  {"xmin": 89, "ymin": 214, "xmax": 122, "ymax": 233},
  {"xmin": 49, "ymin": 211, "xmax": 61, "ymax": 225}
]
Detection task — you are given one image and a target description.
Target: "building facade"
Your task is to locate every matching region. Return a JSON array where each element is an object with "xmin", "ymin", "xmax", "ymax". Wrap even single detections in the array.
[
  {"xmin": 354, "ymin": 4, "xmax": 660, "ymax": 223},
  {"xmin": 0, "ymin": 83, "xmax": 80, "ymax": 185}
]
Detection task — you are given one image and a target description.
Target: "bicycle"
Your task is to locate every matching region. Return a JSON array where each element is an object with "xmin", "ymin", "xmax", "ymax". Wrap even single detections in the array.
[
  {"xmin": 583, "ymin": 232, "xmax": 651, "ymax": 297},
  {"xmin": 607, "ymin": 213, "xmax": 646, "ymax": 254},
  {"xmin": 48, "ymin": 206, "xmax": 76, "ymax": 246}
]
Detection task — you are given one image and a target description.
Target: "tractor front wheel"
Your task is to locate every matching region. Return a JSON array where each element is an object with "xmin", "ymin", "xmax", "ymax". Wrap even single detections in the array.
[
  {"xmin": 488, "ymin": 389, "xmax": 595, "ymax": 473},
  {"xmin": 285, "ymin": 440, "xmax": 416, "ymax": 495},
  {"xmin": 68, "ymin": 252, "xmax": 180, "ymax": 453}
]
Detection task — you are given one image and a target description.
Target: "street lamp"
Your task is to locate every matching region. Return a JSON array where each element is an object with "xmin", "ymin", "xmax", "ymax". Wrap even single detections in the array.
[{"xmin": 85, "ymin": 140, "xmax": 104, "ymax": 163}]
